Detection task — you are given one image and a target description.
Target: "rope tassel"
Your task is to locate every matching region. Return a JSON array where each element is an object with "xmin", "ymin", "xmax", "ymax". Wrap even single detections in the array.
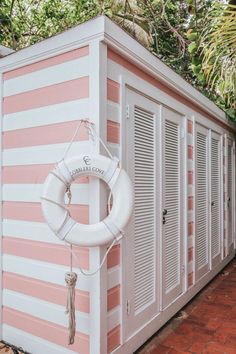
[{"xmin": 65, "ymin": 271, "xmax": 77, "ymax": 345}]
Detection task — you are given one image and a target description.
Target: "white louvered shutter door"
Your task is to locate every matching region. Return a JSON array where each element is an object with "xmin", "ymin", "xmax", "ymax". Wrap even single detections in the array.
[
  {"xmin": 162, "ymin": 107, "xmax": 184, "ymax": 309},
  {"xmin": 211, "ymin": 132, "xmax": 221, "ymax": 267},
  {"xmin": 195, "ymin": 124, "xmax": 209, "ymax": 280},
  {"xmin": 125, "ymin": 89, "xmax": 160, "ymax": 338},
  {"xmin": 227, "ymin": 139, "xmax": 234, "ymax": 253}
]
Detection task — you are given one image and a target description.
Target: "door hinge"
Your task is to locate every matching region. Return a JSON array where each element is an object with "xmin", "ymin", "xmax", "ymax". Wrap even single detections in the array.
[
  {"xmin": 126, "ymin": 299, "xmax": 131, "ymax": 315},
  {"xmin": 126, "ymin": 104, "xmax": 130, "ymax": 119}
]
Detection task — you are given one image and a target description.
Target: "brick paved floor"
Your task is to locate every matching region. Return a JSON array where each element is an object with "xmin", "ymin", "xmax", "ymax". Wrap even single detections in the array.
[{"xmin": 137, "ymin": 257, "xmax": 236, "ymax": 354}]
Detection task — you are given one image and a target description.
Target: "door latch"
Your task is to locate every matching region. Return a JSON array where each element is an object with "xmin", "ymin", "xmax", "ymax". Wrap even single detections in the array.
[{"xmin": 163, "ymin": 209, "xmax": 167, "ymax": 224}]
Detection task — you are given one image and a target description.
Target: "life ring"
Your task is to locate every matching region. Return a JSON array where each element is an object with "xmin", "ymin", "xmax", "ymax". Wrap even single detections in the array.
[{"xmin": 41, "ymin": 154, "xmax": 133, "ymax": 246}]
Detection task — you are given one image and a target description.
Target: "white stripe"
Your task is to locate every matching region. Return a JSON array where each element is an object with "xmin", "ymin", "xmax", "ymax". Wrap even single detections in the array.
[
  {"xmin": 188, "ymin": 185, "xmax": 194, "ymax": 196},
  {"xmin": 3, "ymin": 289, "xmax": 89, "ymax": 334},
  {"xmin": 188, "ymin": 236, "xmax": 194, "ymax": 248},
  {"xmin": 107, "ymin": 306, "xmax": 120, "ymax": 332},
  {"xmin": 188, "ymin": 210, "xmax": 194, "ymax": 221},
  {"xmin": 107, "ymin": 142, "xmax": 120, "ymax": 159},
  {"xmin": 188, "ymin": 260, "xmax": 194, "ymax": 273},
  {"xmin": 3, "ymin": 255, "xmax": 119, "ymax": 291},
  {"xmin": 3, "ymin": 220, "xmax": 64, "ymax": 244},
  {"xmin": 107, "ymin": 100, "xmax": 120, "ymax": 123},
  {"xmin": 3, "ymin": 98, "xmax": 89, "ymax": 132},
  {"xmin": 3, "ymin": 57, "xmax": 89, "ymax": 97},
  {"xmin": 3, "ymin": 184, "xmax": 89, "ymax": 204},
  {"xmin": 107, "ymin": 59, "xmax": 121, "ymax": 83},
  {"xmin": 108, "ymin": 266, "xmax": 120, "ymax": 290},
  {"xmin": 3, "ymin": 141, "xmax": 93, "ymax": 166},
  {"xmin": 188, "ymin": 132, "xmax": 193, "ymax": 141},
  {"xmin": 2, "ymin": 255, "xmax": 90, "ymax": 291},
  {"xmin": 188, "ymin": 159, "xmax": 194, "ymax": 171},
  {"xmin": 3, "ymin": 325, "xmax": 78, "ymax": 354}
]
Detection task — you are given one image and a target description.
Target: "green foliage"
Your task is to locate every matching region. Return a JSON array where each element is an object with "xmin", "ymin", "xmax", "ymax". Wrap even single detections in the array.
[{"xmin": 200, "ymin": 3, "xmax": 236, "ymax": 118}]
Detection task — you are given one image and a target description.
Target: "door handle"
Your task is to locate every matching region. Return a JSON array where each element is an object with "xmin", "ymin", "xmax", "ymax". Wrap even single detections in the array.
[
  {"xmin": 227, "ymin": 197, "xmax": 231, "ymax": 208},
  {"xmin": 163, "ymin": 209, "xmax": 167, "ymax": 225}
]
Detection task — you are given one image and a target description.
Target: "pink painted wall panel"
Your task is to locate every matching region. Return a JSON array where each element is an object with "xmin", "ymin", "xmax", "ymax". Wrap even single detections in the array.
[
  {"xmin": 3, "ymin": 165, "xmax": 89, "ymax": 184},
  {"xmin": 3, "ymin": 76, "xmax": 89, "ymax": 114},
  {"xmin": 107, "ymin": 285, "xmax": 120, "ymax": 311},
  {"xmin": 4, "ymin": 46, "xmax": 89, "ymax": 80},
  {"xmin": 3, "ymin": 121, "xmax": 88, "ymax": 149},
  {"xmin": 3, "ymin": 272, "xmax": 90, "ymax": 313},
  {"xmin": 2, "ymin": 237, "xmax": 89, "ymax": 270},
  {"xmin": 107, "ymin": 120, "xmax": 120, "ymax": 144},
  {"xmin": 3, "ymin": 307, "xmax": 90, "ymax": 354},
  {"xmin": 107, "ymin": 245, "xmax": 120, "ymax": 269},
  {"xmin": 3, "ymin": 201, "xmax": 89, "ymax": 224},
  {"xmin": 107, "ymin": 79, "xmax": 120, "ymax": 103},
  {"xmin": 107, "ymin": 325, "xmax": 120, "ymax": 353},
  {"xmin": 2, "ymin": 44, "xmax": 92, "ymax": 354}
]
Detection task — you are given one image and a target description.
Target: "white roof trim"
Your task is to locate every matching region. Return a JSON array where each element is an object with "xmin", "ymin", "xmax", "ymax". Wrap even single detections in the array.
[
  {"xmin": 0, "ymin": 45, "xmax": 14, "ymax": 57},
  {"xmin": 0, "ymin": 16, "xmax": 105, "ymax": 71},
  {"xmin": 0, "ymin": 16, "xmax": 234, "ymax": 129}
]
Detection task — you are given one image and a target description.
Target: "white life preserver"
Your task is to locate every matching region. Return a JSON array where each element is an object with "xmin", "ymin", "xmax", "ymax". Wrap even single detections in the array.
[{"xmin": 41, "ymin": 154, "xmax": 133, "ymax": 246}]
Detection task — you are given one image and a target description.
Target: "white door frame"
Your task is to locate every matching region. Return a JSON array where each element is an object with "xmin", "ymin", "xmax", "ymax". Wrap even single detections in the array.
[
  {"xmin": 161, "ymin": 107, "xmax": 186, "ymax": 309},
  {"xmin": 194, "ymin": 123, "xmax": 210, "ymax": 281}
]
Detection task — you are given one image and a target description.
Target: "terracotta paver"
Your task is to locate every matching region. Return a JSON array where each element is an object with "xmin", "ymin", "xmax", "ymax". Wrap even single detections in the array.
[
  {"xmin": 0, "ymin": 342, "xmax": 24, "ymax": 354},
  {"xmin": 137, "ymin": 257, "xmax": 236, "ymax": 354}
]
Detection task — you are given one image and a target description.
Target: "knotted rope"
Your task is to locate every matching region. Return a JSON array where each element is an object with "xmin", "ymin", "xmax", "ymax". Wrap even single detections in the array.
[{"xmin": 65, "ymin": 271, "xmax": 77, "ymax": 345}]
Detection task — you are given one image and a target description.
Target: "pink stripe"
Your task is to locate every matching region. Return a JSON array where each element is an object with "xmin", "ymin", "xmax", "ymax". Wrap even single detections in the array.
[
  {"xmin": 107, "ymin": 245, "xmax": 120, "ymax": 269},
  {"xmin": 188, "ymin": 272, "xmax": 193, "ymax": 287},
  {"xmin": 107, "ymin": 120, "xmax": 120, "ymax": 144},
  {"xmin": 107, "ymin": 285, "xmax": 120, "ymax": 311},
  {"xmin": 188, "ymin": 247, "xmax": 193, "ymax": 262},
  {"xmin": 188, "ymin": 145, "xmax": 193, "ymax": 159},
  {"xmin": 107, "ymin": 325, "xmax": 120, "ymax": 353},
  {"xmin": 3, "ymin": 164, "xmax": 89, "ymax": 184},
  {"xmin": 3, "ymin": 237, "xmax": 89, "ymax": 269},
  {"xmin": 3, "ymin": 202, "xmax": 89, "ymax": 224},
  {"xmin": 3, "ymin": 77, "xmax": 89, "ymax": 114},
  {"xmin": 3, "ymin": 272, "xmax": 90, "ymax": 313},
  {"xmin": 188, "ymin": 120, "xmax": 193, "ymax": 134},
  {"xmin": 108, "ymin": 49, "xmax": 236, "ymax": 132},
  {"xmin": 4, "ymin": 46, "xmax": 89, "ymax": 80},
  {"xmin": 188, "ymin": 196, "xmax": 194, "ymax": 210},
  {"xmin": 3, "ymin": 307, "xmax": 89, "ymax": 353},
  {"xmin": 188, "ymin": 222, "xmax": 194, "ymax": 236},
  {"xmin": 3, "ymin": 121, "xmax": 88, "ymax": 149},
  {"xmin": 107, "ymin": 79, "xmax": 120, "ymax": 103}
]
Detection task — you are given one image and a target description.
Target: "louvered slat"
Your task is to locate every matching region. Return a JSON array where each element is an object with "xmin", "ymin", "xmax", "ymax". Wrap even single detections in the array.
[
  {"xmin": 228, "ymin": 144, "xmax": 233, "ymax": 246},
  {"xmin": 164, "ymin": 120, "xmax": 180, "ymax": 292},
  {"xmin": 211, "ymin": 137, "xmax": 220, "ymax": 258},
  {"xmin": 133, "ymin": 106, "xmax": 155, "ymax": 314},
  {"xmin": 196, "ymin": 131, "xmax": 208, "ymax": 270}
]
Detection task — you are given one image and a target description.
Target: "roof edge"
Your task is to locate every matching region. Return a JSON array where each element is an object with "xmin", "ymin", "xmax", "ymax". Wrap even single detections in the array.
[
  {"xmin": 0, "ymin": 45, "xmax": 15, "ymax": 58},
  {"xmin": 0, "ymin": 16, "xmax": 105, "ymax": 72}
]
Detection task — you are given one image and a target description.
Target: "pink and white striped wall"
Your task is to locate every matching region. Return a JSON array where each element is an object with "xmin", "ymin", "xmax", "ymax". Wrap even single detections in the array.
[
  {"xmin": 1, "ymin": 42, "xmax": 122, "ymax": 354},
  {"xmin": 2, "ymin": 45, "xmax": 91, "ymax": 354}
]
